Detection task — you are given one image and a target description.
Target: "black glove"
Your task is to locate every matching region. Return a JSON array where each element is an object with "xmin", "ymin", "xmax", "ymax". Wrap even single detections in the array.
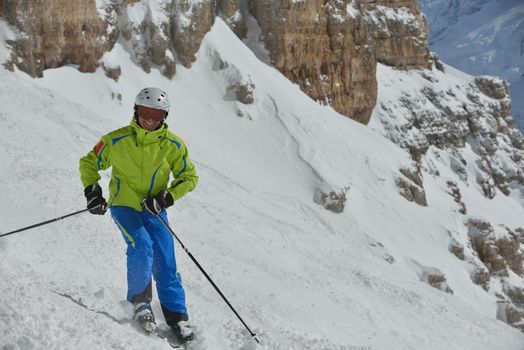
[
  {"xmin": 141, "ymin": 190, "xmax": 174, "ymax": 215},
  {"xmin": 84, "ymin": 184, "xmax": 107, "ymax": 215}
]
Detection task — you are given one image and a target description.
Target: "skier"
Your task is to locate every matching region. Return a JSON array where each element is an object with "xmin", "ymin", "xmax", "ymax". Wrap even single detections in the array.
[{"xmin": 79, "ymin": 87, "xmax": 198, "ymax": 343}]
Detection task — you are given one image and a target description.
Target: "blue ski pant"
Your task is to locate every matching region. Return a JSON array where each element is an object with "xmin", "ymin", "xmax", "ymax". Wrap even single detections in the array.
[{"xmin": 110, "ymin": 206, "xmax": 187, "ymax": 318}]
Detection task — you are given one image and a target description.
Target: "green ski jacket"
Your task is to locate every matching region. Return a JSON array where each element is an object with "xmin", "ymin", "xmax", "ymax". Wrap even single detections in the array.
[{"xmin": 79, "ymin": 119, "xmax": 198, "ymax": 211}]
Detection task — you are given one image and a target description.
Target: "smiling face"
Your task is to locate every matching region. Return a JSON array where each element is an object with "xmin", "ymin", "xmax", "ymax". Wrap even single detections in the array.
[{"xmin": 136, "ymin": 106, "xmax": 167, "ymax": 131}]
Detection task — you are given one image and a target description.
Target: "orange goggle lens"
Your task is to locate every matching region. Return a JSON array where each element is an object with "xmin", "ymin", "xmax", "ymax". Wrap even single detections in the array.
[{"xmin": 137, "ymin": 106, "xmax": 166, "ymax": 121}]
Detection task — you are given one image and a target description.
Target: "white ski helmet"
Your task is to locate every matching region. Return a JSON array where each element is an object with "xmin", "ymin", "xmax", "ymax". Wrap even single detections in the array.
[{"xmin": 134, "ymin": 87, "xmax": 170, "ymax": 112}]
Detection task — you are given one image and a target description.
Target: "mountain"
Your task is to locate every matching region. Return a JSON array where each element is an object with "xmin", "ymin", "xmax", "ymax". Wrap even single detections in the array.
[
  {"xmin": 0, "ymin": 0, "xmax": 432, "ymax": 125},
  {"xmin": 1, "ymin": 1, "xmax": 524, "ymax": 349},
  {"xmin": 417, "ymin": 0, "xmax": 524, "ymax": 131}
]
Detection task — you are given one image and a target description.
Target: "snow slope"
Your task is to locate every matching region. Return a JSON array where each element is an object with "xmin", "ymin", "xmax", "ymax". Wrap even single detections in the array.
[
  {"xmin": 418, "ymin": 0, "xmax": 524, "ymax": 131},
  {"xmin": 0, "ymin": 18, "xmax": 523, "ymax": 350}
]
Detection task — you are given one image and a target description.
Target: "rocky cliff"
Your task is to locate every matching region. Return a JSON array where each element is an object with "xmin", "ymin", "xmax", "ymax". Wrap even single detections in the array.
[
  {"xmin": 249, "ymin": 0, "xmax": 428, "ymax": 123},
  {"xmin": 0, "ymin": 0, "xmax": 113, "ymax": 77},
  {"xmin": 373, "ymin": 60, "xmax": 524, "ymax": 200},
  {"xmin": 371, "ymin": 59, "xmax": 524, "ymax": 332},
  {"xmin": 0, "ymin": 0, "xmax": 217, "ymax": 79},
  {"xmin": 0, "ymin": 0, "xmax": 428, "ymax": 124},
  {"xmin": 417, "ymin": 0, "xmax": 524, "ymax": 134}
]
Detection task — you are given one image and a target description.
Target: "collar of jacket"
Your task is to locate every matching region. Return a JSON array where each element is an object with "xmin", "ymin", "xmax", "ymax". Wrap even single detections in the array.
[{"xmin": 130, "ymin": 119, "xmax": 169, "ymax": 146}]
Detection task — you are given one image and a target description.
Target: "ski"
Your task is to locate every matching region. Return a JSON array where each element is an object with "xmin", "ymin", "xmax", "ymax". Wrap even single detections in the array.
[
  {"xmin": 155, "ymin": 324, "xmax": 198, "ymax": 349},
  {"xmin": 143, "ymin": 329, "xmax": 183, "ymax": 349}
]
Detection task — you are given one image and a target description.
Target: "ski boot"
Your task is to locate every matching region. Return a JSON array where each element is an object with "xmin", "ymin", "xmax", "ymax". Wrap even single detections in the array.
[
  {"xmin": 173, "ymin": 320, "xmax": 194, "ymax": 343},
  {"xmin": 133, "ymin": 302, "xmax": 157, "ymax": 334}
]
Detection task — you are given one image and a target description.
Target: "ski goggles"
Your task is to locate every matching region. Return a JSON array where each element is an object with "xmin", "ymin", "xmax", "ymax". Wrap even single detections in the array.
[{"xmin": 137, "ymin": 106, "xmax": 167, "ymax": 121}]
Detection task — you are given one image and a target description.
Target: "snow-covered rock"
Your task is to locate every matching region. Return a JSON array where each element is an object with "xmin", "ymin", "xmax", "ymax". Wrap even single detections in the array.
[
  {"xmin": 418, "ymin": 0, "xmax": 524, "ymax": 131},
  {"xmin": 371, "ymin": 62, "xmax": 524, "ymax": 201}
]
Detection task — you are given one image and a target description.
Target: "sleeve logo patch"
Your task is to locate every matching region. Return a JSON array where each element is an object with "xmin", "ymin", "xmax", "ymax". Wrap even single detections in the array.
[{"xmin": 94, "ymin": 140, "xmax": 105, "ymax": 155}]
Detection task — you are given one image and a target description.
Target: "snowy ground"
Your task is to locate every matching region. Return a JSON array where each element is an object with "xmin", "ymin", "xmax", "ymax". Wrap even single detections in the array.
[{"xmin": 1, "ymin": 18, "xmax": 524, "ymax": 350}]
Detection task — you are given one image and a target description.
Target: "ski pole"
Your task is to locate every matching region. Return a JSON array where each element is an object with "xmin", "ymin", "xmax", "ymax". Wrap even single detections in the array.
[
  {"xmin": 157, "ymin": 215, "xmax": 260, "ymax": 344},
  {"xmin": 0, "ymin": 205, "xmax": 101, "ymax": 239}
]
